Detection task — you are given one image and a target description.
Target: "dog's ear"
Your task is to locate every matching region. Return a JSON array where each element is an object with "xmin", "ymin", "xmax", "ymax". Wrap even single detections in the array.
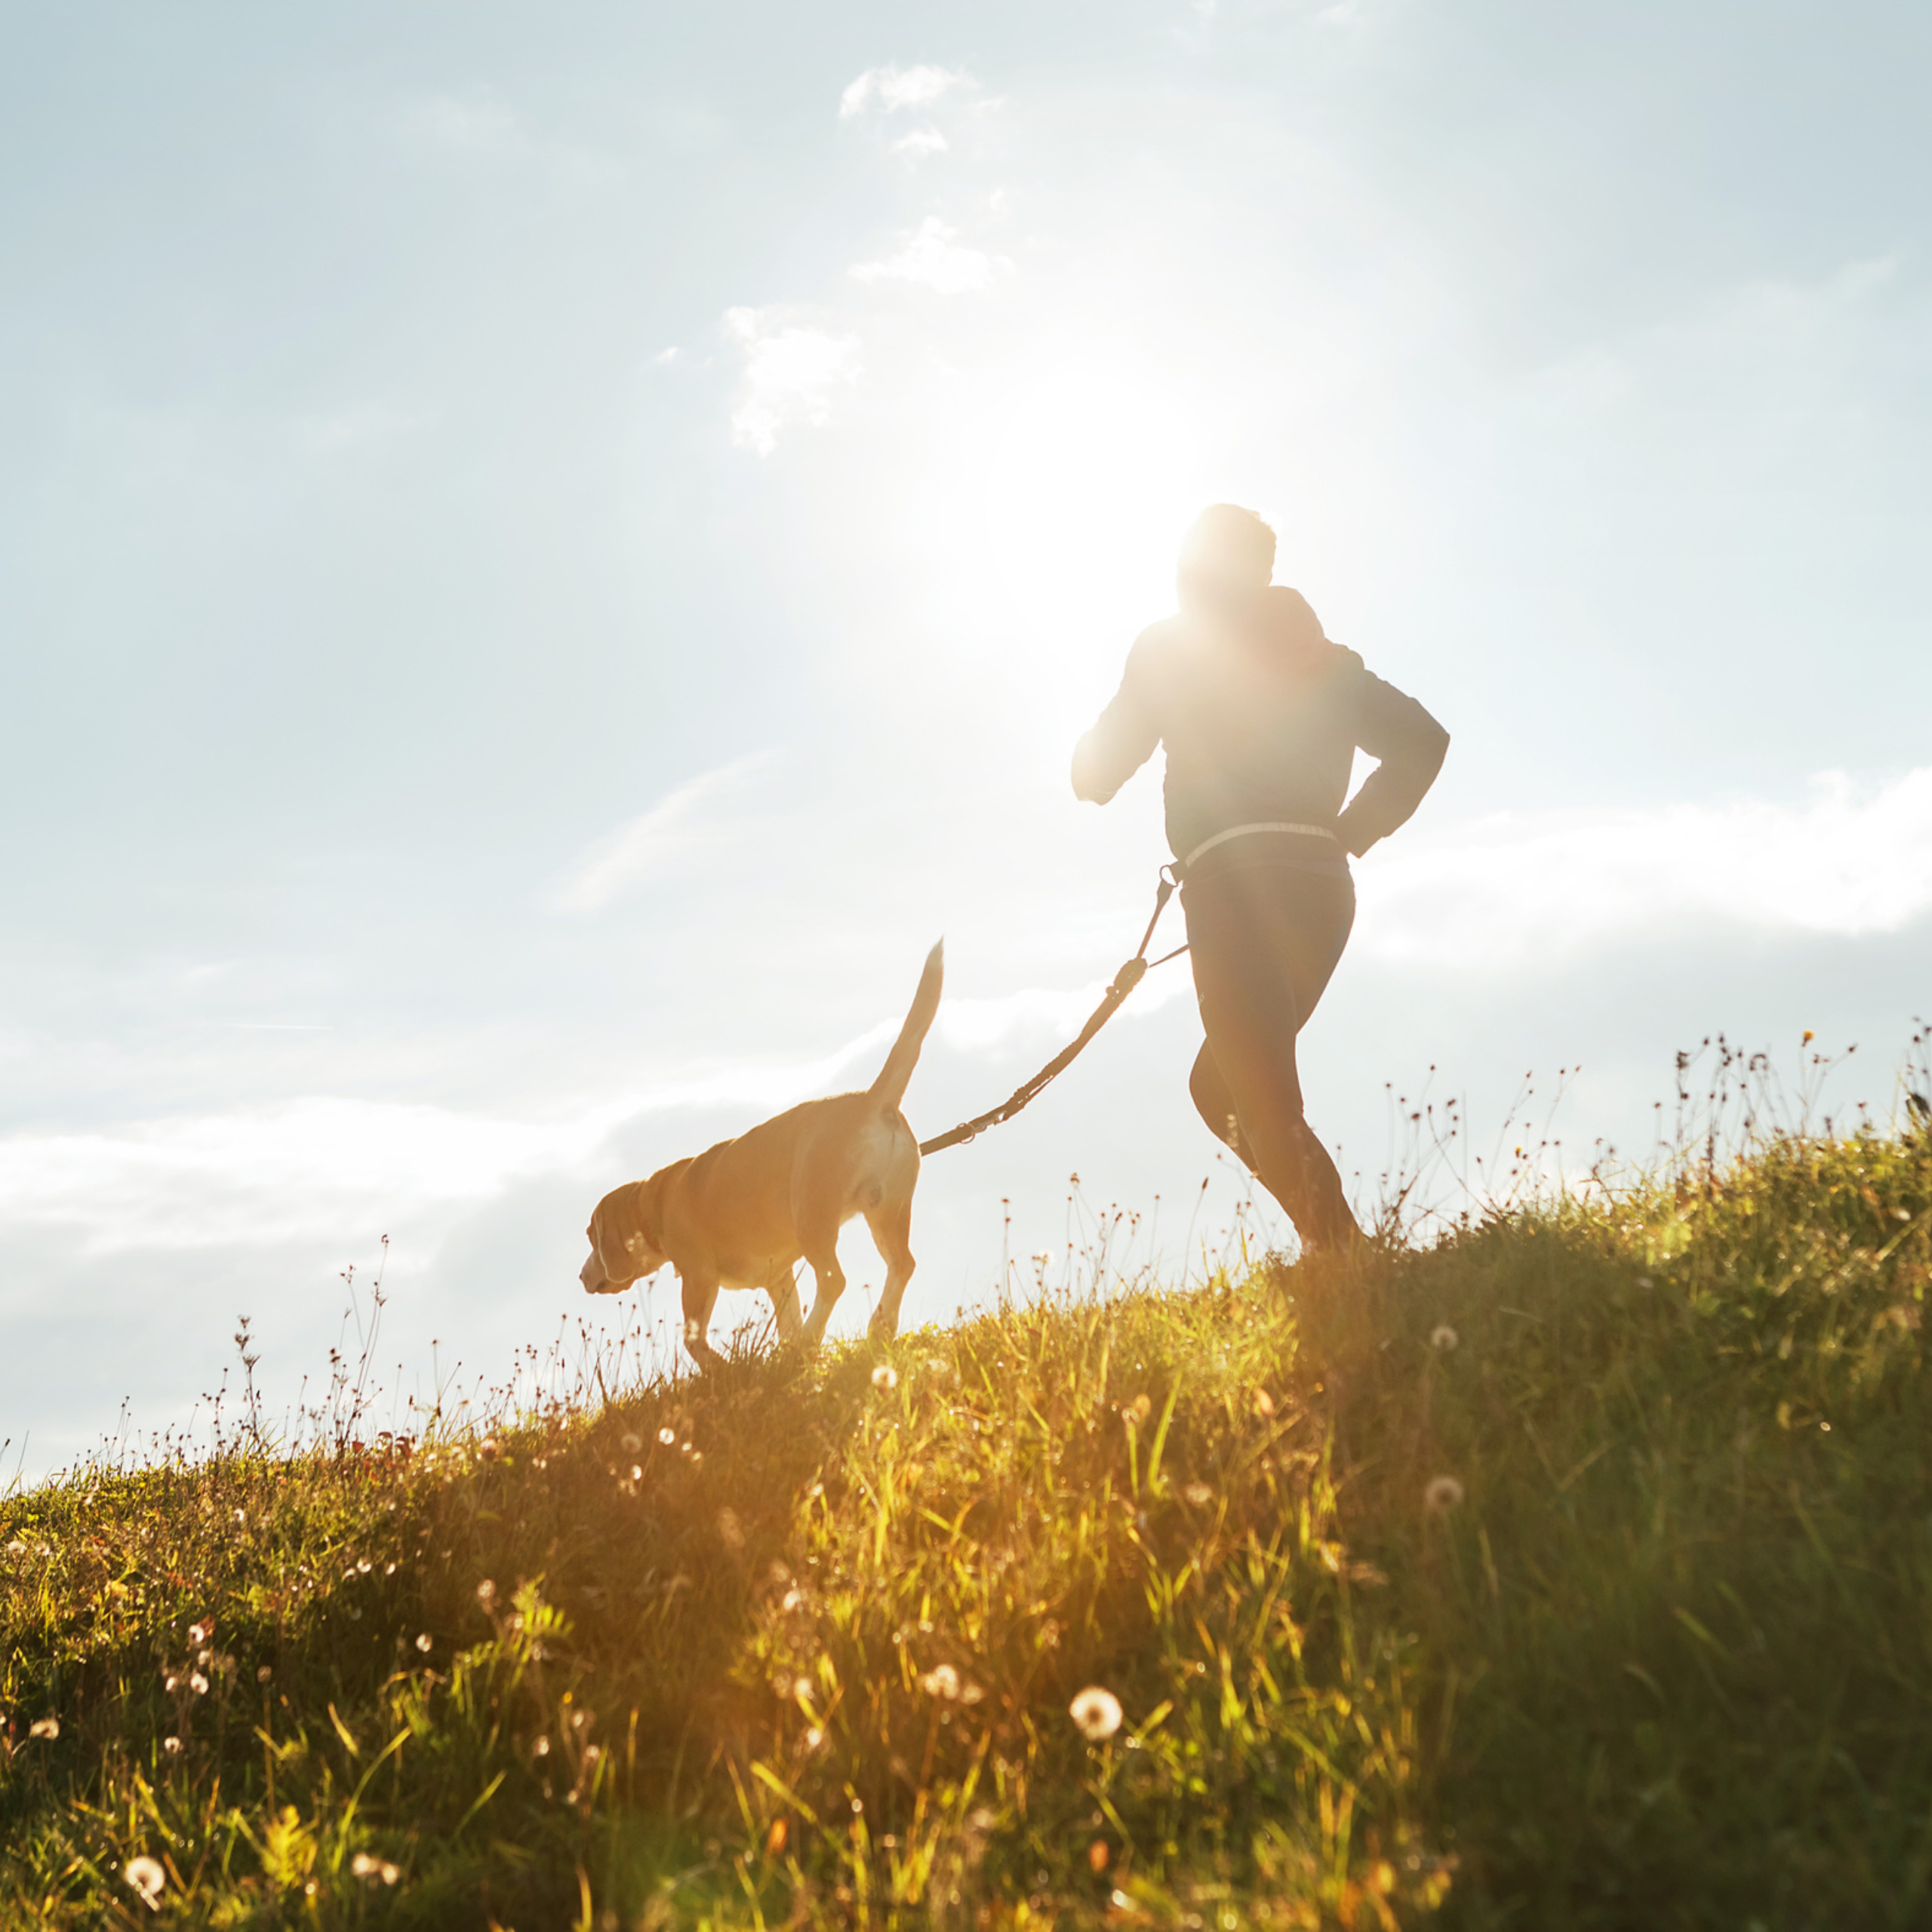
[
  {"xmin": 598, "ymin": 1178, "xmax": 669, "ymax": 1281},
  {"xmin": 634, "ymin": 1171, "xmax": 660, "ymax": 1230},
  {"xmin": 584, "ymin": 1188, "xmax": 633, "ymax": 1284}
]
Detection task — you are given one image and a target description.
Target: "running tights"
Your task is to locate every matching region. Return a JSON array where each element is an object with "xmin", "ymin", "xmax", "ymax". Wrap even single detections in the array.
[{"xmin": 1181, "ymin": 860, "xmax": 1362, "ymax": 1251}]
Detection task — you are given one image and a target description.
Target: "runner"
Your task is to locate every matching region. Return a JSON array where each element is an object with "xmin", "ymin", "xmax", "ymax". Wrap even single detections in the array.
[{"xmin": 1072, "ymin": 504, "xmax": 1449, "ymax": 1250}]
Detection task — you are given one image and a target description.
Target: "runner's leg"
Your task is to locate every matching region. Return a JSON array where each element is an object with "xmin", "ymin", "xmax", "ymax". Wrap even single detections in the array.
[
  {"xmin": 1189, "ymin": 1044, "xmax": 1253, "ymax": 1164},
  {"xmin": 1182, "ymin": 863, "xmax": 1361, "ymax": 1248},
  {"xmin": 1189, "ymin": 865, "xmax": 1354, "ymax": 1165}
]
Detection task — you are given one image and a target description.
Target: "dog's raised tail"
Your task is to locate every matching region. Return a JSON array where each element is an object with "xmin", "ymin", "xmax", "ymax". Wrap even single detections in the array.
[{"xmin": 868, "ymin": 940, "xmax": 944, "ymax": 1115}]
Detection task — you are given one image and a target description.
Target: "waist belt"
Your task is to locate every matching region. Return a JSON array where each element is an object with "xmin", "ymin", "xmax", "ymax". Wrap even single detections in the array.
[{"xmin": 1182, "ymin": 821, "xmax": 1340, "ymax": 871}]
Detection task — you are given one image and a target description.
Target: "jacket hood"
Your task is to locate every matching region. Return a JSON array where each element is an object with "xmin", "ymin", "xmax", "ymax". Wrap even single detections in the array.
[{"xmin": 1242, "ymin": 583, "xmax": 1342, "ymax": 674}]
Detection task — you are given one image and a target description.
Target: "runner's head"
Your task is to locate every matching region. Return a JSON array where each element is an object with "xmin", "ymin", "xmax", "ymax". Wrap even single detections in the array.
[{"xmin": 1177, "ymin": 503, "xmax": 1275, "ymax": 616}]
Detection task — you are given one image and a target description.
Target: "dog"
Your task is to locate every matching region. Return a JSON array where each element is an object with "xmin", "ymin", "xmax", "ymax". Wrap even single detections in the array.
[{"xmin": 580, "ymin": 941, "xmax": 943, "ymax": 1368}]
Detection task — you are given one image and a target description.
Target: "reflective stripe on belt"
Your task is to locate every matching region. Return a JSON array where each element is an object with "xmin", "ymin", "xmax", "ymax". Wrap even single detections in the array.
[{"xmin": 1182, "ymin": 822, "xmax": 1340, "ymax": 870}]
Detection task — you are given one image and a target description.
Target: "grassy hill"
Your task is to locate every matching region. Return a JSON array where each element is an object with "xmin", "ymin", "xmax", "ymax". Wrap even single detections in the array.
[{"xmin": 3, "ymin": 1115, "xmax": 1930, "ymax": 1928}]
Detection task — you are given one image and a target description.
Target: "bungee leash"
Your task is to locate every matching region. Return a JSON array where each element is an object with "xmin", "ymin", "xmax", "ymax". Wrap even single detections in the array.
[{"xmin": 918, "ymin": 866, "xmax": 1189, "ymax": 1157}]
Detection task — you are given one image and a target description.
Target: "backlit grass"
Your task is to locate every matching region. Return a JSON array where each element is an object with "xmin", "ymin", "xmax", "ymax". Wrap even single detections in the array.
[{"xmin": 3, "ymin": 1110, "xmax": 1929, "ymax": 1927}]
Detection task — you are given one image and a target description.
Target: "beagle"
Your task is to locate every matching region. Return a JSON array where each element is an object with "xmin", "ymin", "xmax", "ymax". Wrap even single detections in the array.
[{"xmin": 580, "ymin": 942, "xmax": 943, "ymax": 1367}]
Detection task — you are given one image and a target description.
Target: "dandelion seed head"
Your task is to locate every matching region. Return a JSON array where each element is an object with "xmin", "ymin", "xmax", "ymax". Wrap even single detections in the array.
[
  {"xmin": 1425, "ymin": 1475, "xmax": 1466, "ymax": 1514},
  {"xmin": 163, "ymin": 1735, "xmax": 183, "ymax": 1755},
  {"xmin": 125, "ymin": 1857, "xmax": 167, "ymax": 1905},
  {"xmin": 187, "ymin": 1620, "xmax": 211, "ymax": 1647},
  {"xmin": 921, "ymin": 1663, "xmax": 961, "ymax": 1700},
  {"xmin": 621, "ymin": 1432, "xmax": 642, "ymax": 1452},
  {"xmin": 1183, "ymin": 1480, "xmax": 1214, "ymax": 1506},
  {"xmin": 872, "ymin": 1364, "xmax": 898, "ymax": 1389},
  {"xmin": 1431, "ymin": 1325, "xmax": 1459, "ymax": 1352},
  {"xmin": 416, "ymin": 1632, "xmax": 433, "ymax": 1652},
  {"xmin": 257, "ymin": 1665, "xmax": 272, "ymax": 1683},
  {"xmin": 475, "ymin": 1579, "xmax": 497, "ymax": 1606},
  {"xmin": 1069, "ymin": 1686, "xmax": 1123, "ymax": 1741},
  {"xmin": 29, "ymin": 1715, "xmax": 59, "ymax": 1740},
  {"xmin": 189, "ymin": 1672, "xmax": 210, "ymax": 1697},
  {"xmin": 658, "ymin": 1426, "xmax": 675, "ymax": 1446},
  {"xmin": 533, "ymin": 1734, "xmax": 550, "ymax": 1756}
]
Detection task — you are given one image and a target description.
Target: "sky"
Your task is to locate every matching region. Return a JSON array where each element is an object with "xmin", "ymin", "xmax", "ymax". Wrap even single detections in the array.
[{"xmin": 3, "ymin": 0, "xmax": 1929, "ymax": 1476}]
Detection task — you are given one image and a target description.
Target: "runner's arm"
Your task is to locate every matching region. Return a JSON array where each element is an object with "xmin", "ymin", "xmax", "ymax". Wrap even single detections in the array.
[
  {"xmin": 1071, "ymin": 641, "xmax": 1161, "ymax": 803},
  {"xmin": 1333, "ymin": 670, "xmax": 1449, "ymax": 856}
]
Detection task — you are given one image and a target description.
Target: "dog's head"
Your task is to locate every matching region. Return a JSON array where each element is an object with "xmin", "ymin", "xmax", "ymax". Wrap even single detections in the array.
[{"xmin": 580, "ymin": 1174, "xmax": 669, "ymax": 1295}]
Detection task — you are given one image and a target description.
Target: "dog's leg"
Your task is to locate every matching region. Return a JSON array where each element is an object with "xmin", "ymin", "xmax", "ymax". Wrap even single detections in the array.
[
  {"xmin": 680, "ymin": 1274, "xmax": 724, "ymax": 1372},
  {"xmin": 766, "ymin": 1263, "xmax": 804, "ymax": 1344},
  {"xmin": 864, "ymin": 1201, "xmax": 917, "ymax": 1343},
  {"xmin": 798, "ymin": 1225, "xmax": 848, "ymax": 1349}
]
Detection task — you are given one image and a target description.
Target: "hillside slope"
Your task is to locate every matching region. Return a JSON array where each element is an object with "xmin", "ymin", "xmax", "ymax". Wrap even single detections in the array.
[{"xmin": 3, "ymin": 1124, "xmax": 1929, "ymax": 1929}]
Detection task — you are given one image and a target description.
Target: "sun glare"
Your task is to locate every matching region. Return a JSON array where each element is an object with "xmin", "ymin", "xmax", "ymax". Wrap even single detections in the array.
[{"xmin": 854, "ymin": 346, "xmax": 1238, "ymax": 751}]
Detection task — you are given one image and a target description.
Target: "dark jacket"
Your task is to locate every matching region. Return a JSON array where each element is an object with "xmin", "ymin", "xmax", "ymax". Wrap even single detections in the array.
[{"xmin": 1073, "ymin": 586, "xmax": 1448, "ymax": 865}]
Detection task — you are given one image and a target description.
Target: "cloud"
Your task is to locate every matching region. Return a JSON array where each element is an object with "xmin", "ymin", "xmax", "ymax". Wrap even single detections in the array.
[
  {"xmin": 0, "ymin": 1014, "xmax": 968, "ymax": 1256},
  {"xmin": 894, "ymin": 128, "xmax": 949, "ymax": 157},
  {"xmin": 549, "ymin": 753, "xmax": 773, "ymax": 912},
  {"xmin": 1358, "ymin": 768, "xmax": 1932, "ymax": 970},
  {"xmin": 937, "ymin": 971, "xmax": 1192, "ymax": 1057},
  {"xmin": 0, "ymin": 1097, "xmax": 620, "ymax": 1253},
  {"xmin": 839, "ymin": 64, "xmax": 973, "ymax": 118},
  {"xmin": 851, "ymin": 219, "xmax": 1005, "ymax": 297},
  {"xmin": 721, "ymin": 308, "xmax": 862, "ymax": 454}
]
